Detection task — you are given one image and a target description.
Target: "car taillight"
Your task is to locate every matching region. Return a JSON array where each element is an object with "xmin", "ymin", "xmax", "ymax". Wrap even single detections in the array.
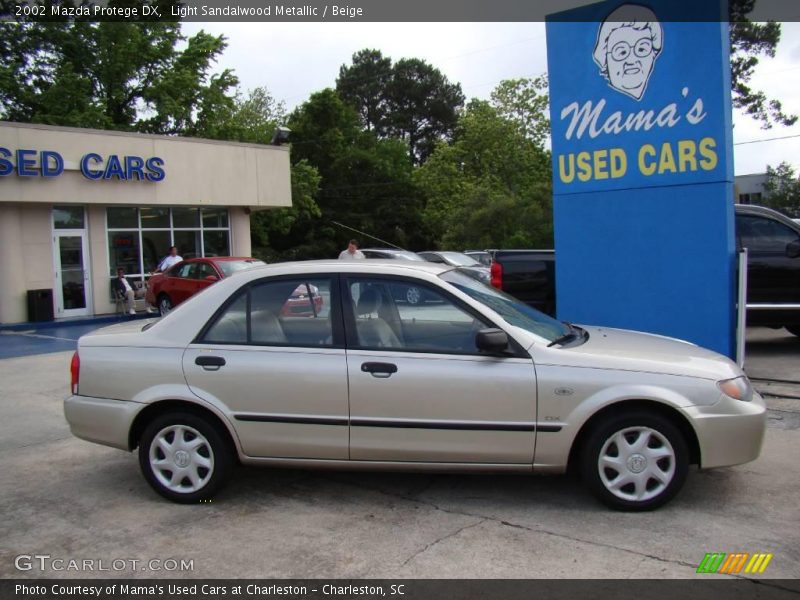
[
  {"xmin": 70, "ymin": 351, "xmax": 80, "ymax": 395},
  {"xmin": 490, "ymin": 261, "xmax": 503, "ymax": 290}
]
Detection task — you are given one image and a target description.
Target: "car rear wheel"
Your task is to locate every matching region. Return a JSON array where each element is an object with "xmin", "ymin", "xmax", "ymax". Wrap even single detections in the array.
[
  {"xmin": 580, "ymin": 412, "xmax": 688, "ymax": 511},
  {"xmin": 158, "ymin": 294, "xmax": 172, "ymax": 316},
  {"xmin": 138, "ymin": 411, "xmax": 233, "ymax": 503}
]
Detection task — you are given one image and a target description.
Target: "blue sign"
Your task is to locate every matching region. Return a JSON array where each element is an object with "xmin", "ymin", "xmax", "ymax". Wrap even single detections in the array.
[
  {"xmin": 0, "ymin": 147, "xmax": 165, "ymax": 182},
  {"xmin": 547, "ymin": 0, "xmax": 736, "ymax": 356}
]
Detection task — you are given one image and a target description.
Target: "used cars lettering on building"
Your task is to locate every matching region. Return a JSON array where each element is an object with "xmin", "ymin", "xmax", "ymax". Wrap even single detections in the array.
[
  {"xmin": 0, "ymin": 147, "xmax": 165, "ymax": 181},
  {"xmin": 64, "ymin": 261, "xmax": 766, "ymax": 511}
]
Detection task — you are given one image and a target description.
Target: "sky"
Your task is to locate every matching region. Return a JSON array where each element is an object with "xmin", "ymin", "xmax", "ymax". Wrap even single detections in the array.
[{"xmin": 182, "ymin": 21, "xmax": 800, "ymax": 176}]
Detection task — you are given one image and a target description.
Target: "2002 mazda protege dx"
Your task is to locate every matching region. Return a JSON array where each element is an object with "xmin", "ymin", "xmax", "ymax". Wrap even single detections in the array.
[{"xmin": 64, "ymin": 261, "xmax": 766, "ymax": 510}]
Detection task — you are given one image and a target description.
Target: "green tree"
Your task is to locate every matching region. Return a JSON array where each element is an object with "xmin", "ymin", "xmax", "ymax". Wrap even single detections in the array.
[
  {"xmin": 0, "ymin": 15, "xmax": 237, "ymax": 134},
  {"xmin": 385, "ymin": 58, "xmax": 465, "ymax": 165},
  {"xmin": 336, "ymin": 51, "xmax": 464, "ymax": 165},
  {"xmin": 282, "ymin": 89, "xmax": 428, "ymax": 259},
  {"xmin": 730, "ymin": 0, "xmax": 797, "ymax": 129},
  {"xmin": 490, "ymin": 75, "xmax": 550, "ymax": 147},
  {"xmin": 336, "ymin": 48, "xmax": 392, "ymax": 133},
  {"xmin": 763, "ymin": 162, "xmax": 800, "ymax": 217},
  {"xmin": 416, "ymin": 99, "xmax": 552, "ymax": 250}
]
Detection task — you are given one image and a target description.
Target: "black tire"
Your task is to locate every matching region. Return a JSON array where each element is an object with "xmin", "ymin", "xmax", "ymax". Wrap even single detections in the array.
[
  {"xmin": 157, "ymin": 294, "xmax": 172, "ymax": 316},
  {"xmin": 138, "ymin": 411, "xmax": 233, "ymax": 503},
  {"xmin": 786, "ymin": 325, "xmax": 800, "ymax": 337},
  {"xmin": 580, "ymin": 411, "xmax": 688, "ymax": 511}
]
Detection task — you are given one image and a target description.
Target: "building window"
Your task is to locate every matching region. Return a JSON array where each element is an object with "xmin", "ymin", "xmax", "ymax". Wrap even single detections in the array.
[
  {"xmin": 53, "ymin": 205, "xmax": 86, "ymax": 229},
  {"xmin": 738, "ymin": 193, "xmax": 762, "ymax": 205},
  {"xmin": 107, "ymin": 207, "xmax": 231, "ymax": 284}
]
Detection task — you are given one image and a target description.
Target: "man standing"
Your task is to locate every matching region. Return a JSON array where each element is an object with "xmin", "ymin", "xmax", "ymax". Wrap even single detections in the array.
[
  {"xmin": 338, "ymin": 239, "xmax": 365, "ymax": 260},
  {"xmin": 154, "ymin": 246, "xmax": 183, "ymax": 273}
]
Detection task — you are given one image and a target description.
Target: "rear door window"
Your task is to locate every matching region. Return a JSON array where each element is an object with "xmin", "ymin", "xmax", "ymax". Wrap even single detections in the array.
[{"xmin": 200, "ymin": 277, "xmax": 336, "ymax": 347}]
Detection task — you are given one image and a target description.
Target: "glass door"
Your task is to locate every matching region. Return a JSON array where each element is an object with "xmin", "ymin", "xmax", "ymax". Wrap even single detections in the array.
[{"xmin": 53, "ymin": 207, "xmax": 92, "ymax": 318}]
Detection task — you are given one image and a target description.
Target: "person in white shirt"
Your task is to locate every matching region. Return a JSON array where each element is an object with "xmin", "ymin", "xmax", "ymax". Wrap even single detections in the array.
[
  {"xmin": 338, "ymin": 239, "xmax": 365, "ymax": 260},
  {"xmin": 154, "ymin": 246, "xmax": 183, "ymax": 273}
]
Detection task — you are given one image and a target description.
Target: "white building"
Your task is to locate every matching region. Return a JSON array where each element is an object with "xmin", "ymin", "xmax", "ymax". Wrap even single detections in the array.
[
  {"xmin": 734, "ymin": 172, "xmax": 767, "ymax": 205},
  {"xmin": 0, "ymin": 121, "xmax": 291, "ymax": 324}
]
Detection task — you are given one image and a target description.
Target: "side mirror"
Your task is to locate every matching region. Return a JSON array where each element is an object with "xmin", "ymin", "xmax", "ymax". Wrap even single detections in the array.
[
  {"xmin": 204, "ymin": 275, "xmax": 219, "ymax": 282},
  {"xmin": 475, "ymin": 328, "xmax": 509, "ymax": 354},
  {"xmin": 786, "ymin": 240, "xmax": 800, "ymax": 259}
]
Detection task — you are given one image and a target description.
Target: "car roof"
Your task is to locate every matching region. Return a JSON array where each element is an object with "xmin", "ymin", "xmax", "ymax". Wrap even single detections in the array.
[
  {"xmin": 231, "ymin": 259, "xmax": 451, "ymax": 279},
  {"xmin": 735, "ymin": 204, "xmax": 800, "ymax": 229}
]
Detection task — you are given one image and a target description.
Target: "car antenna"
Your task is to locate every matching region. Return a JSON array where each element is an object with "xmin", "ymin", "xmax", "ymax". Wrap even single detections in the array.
[{"xmin": 330, "ymin": 220, "xmax": 405, "ymax": 250}]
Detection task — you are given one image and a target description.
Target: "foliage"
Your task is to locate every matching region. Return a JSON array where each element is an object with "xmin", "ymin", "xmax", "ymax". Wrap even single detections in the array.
[
  {"xmin": 490, "ymin": 75, "xmax": 550, "ymax": 147},
  {"xmin": 0, "ymin": 11, "xmax": 237, "ymax": 134},
  {"xmin": 416, "ymin": 99, "xmax": 553, "ymax": 250},
  {"xmin": 336, "ymin": 50, "xmax": 465, "ymax": 165},
  {"xmin": 763, "ymin": 162, "xmax": 800, "ymax": 217},
  {"xmin": 729, "ymin": 0, "xmax": 797, "ymax": 128},
  {"xmin": 336, "ymin": 48, "xmax": 392, "ymax": 133},
  {"xmin": 259, "ymin": 89, "xmax": 427, "ymax": 260}
]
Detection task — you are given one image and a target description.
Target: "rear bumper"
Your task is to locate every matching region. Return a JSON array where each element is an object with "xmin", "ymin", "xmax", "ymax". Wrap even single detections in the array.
[
  {"xmin": 685, "ymin": 392, "xmax": 767, "ymax": 469},
  {"xmin": 64, "ymin": 395, "xmax": 143, "ymax": 451}
]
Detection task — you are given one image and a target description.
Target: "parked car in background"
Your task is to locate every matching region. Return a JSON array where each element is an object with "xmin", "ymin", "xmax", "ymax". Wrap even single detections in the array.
[
  {"xmin": 490, "ymin": 250, "xmax": 557, "ymax": 316},
  {"xmin": 736, "ymin": 204, "xmax": 800, "ymax": 336},
  {"xmin": 66, "ymin": 260, "xmax": 766, "ymax": 510},
  {"xmin": 146, "ymin": 257, "xmax": 265, "ymax": 315},
  {"xmin": 361, "ymin": 248, "xmax": 432, "ymax": 304},
  {"xmin": 361, "ymin": 248, "xmax": 425, "ymax": 261},
  {"xmin": 418, "ymin": 251, "xmax": 491, "ymax": 284},
  {"xmin": 464, "ymin": 250, "xmax": 493, "ymax": 267}
]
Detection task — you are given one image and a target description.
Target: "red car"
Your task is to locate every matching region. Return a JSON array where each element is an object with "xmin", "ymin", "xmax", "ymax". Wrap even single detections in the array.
[
  {"xmin": 146, "ymin": 257, "xmax": 265, "ymax": 315},
  {"xmin": 281, "ymin": 283, "xmax": 324, "ymax": 317}
]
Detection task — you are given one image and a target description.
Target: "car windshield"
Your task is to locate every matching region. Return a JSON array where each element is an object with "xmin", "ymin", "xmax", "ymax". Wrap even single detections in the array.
[
  {"xmin": 440, "ymin": 269, "xmax": 569, "ymax": 343},
  {"xmin": 216, "ymin": 259, "xmax": 265, "ymax": 277},
  {"xmin": 439, "ymin": 252, "xmax": 481, "ymax": 267}
]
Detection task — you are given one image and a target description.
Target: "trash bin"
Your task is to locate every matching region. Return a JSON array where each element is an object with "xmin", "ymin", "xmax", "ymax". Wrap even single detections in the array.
[{"xmin": 27, "ymin": 289, "xmax": 54, "ymax": 322}]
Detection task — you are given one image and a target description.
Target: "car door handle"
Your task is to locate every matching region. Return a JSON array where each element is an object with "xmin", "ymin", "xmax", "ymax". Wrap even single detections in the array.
[
  {"xmin": 195, "ymin": 355, "xmax": 226, "ymax": 370},
  {"xmin": 361, "ymin": 362, "xmax": 397, "ymax": 378}
]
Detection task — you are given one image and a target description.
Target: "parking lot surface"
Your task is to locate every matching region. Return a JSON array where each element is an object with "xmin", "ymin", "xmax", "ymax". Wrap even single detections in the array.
[{"xmin": 0, "ymin": 327, "xmax": 798, "ymax": 580}]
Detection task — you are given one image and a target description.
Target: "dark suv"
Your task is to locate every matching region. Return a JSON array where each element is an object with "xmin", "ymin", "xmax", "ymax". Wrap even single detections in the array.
[{"xmin": 736, "ymin": 204, "xmax": 800, "ymax": 336}]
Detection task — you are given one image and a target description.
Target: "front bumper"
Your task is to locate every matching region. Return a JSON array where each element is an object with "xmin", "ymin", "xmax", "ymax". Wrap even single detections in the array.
[
  {"xmin": 64, "ymin": 395, "xmax": 143, "ymax": 451},
  {"xmin": 684, "ymin": 391, "xmax": 767, "ymax": 469}
]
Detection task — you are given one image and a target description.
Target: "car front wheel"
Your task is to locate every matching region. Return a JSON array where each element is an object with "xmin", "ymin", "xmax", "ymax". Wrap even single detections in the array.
[
  {"xmin": 158, "ymin": 294, "xmax": 172, "ymax": 316},
  {"xmin": 581, "ymin": 412, "xmax": 688, "ymax": 511},
  {"xmin": 138, "ymin": 411, "xmax": 233, "ymax": 503}
]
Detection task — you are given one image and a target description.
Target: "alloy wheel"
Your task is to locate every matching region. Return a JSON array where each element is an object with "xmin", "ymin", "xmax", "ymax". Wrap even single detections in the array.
[
  {"xmin": 597, "ymin": 426, "xmax": 676, "ymax": 502},
  {"xmin": 148, "ymin": 424, "xmax": 214, "ymax": 494}
]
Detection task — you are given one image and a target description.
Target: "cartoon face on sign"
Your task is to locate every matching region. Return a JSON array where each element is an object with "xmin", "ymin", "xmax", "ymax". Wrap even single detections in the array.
[{"xmin": 593, "ymin": 4, "xmax": 663, "ymax": 100}]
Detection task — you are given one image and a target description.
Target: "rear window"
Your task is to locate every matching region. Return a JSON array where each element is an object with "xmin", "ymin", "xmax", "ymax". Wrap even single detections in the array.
[{"xmin": 217, "ymin": 260, "xmax": 265, "ymax": 277}]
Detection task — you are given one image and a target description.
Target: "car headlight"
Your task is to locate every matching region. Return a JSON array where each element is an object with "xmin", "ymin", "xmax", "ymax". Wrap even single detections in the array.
[{"xmin": 717, "ymin": 376, "xmax": 753, "ymax": 402}]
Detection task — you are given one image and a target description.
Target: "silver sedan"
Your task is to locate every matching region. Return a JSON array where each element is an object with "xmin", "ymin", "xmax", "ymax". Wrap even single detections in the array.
[{"xmin": 64, "ymin": 261, "xmax": 766, "ymax": 510}]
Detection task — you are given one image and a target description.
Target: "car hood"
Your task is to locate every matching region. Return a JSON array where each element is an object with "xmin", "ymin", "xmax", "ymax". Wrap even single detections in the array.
[{"xmin": 531, "ymin": 326, "xmax": 742, "ymax": 381}]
